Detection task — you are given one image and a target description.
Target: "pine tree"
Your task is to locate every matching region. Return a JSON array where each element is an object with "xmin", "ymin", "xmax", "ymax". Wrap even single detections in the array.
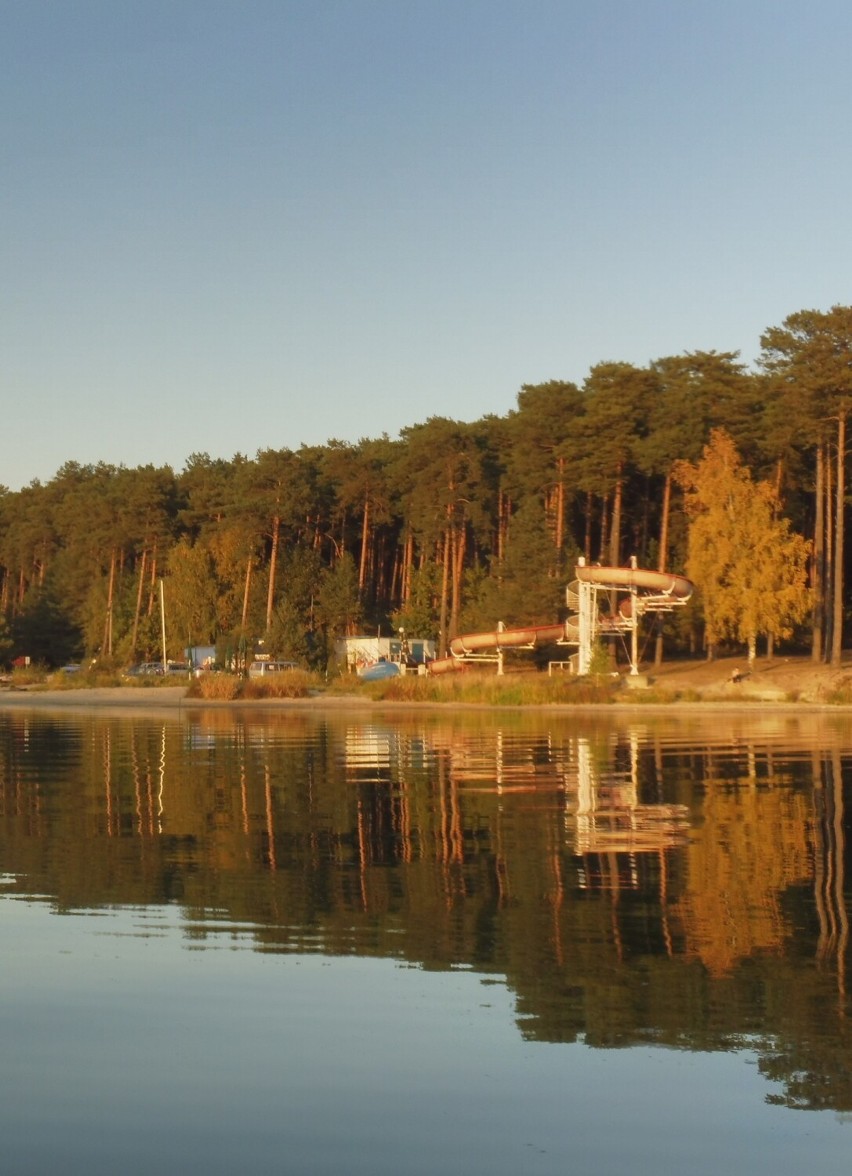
[{"xmin": 759, "ymin": 305, "xmax": 852, "ymax": 664}]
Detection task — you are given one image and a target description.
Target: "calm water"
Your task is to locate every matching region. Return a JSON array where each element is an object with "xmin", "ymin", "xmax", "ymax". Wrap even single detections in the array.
[{"xmin": 1, "ymin": 703, "xmax": 851, "ymax": 1174}]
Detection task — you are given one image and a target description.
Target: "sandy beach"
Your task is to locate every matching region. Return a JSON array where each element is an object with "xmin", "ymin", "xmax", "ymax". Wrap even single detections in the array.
[
  {"xmin": 0, "ymin": 685, "xmax": 375, "ymax": 712},
  {"xmin": 0, "ymin": 685, "xmax": 191, "ymax": 711}
]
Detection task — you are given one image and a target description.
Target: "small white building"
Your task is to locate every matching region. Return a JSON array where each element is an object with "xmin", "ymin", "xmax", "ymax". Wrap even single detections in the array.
[
  {"xmin": 185, "ymin": 644, "xmax": 217, "ymax": 671},
  {"xmin": 335, "ymin": 635, "xmax": 436, "ymax": 674}
]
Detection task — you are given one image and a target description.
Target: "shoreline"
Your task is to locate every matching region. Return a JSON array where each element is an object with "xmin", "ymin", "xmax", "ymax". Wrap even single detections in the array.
[
  {"xmin": 2, "ymin": 654, "xmax": 852, "ymax": 715},
  {"xmin": 2, "ymin": 684, "xmax": 852, "ymax": 715}
]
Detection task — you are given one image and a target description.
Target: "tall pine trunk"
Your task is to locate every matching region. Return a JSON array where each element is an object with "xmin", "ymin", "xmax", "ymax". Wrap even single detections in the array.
[
  {"xmin": 103, "ymin": 549, "xmax": 116, "ymax": 657},
  {"xmin": 266, "ymin": 515, "xmax": 280, "ymax": 632},
  {"xmin": 812, "ymin": 443, "xmax": 825, "ymax": 662},
  {"xmin": 598, "ymin": 493, "xmax": 609, "ymax": 563},
  {"xmin": 241, "ymin": 554, "xmax": 253, "ymax": 633},
  {"xmin": 832, "ymin": 413, "xmax": 846, "ymax": 666},
  {"xmin": 146, "ymin": 544, "xmax": 158, "ymax": 616},
  {"xmin": 825, "ymin": 450, "xmax": 834, "ymax": 659},
  {"xmin": 358, "ymin": 497, "xmax": 370, "ymax": 594},
  {"xmin": 402, "ymin": 528, "xmax": 414, "ymax": 603},
  {"xmin": 438, "ymin": 529, "xmax": 450, "ymax": 657},
  {"xmin": 450, "ymin": 524, "xmax": 466, "ymax": 639},
  {"xmin": 131, "ymin": 549, "xmax": 147, "ymax": 656},
  {"xmin": 654, "ymin": 472, "xmax": 672, "ymax": 668},
  {"xmin": 609, "ymin": 465, "xmax": 623, "ymax": 566},
  {"xmin": 554, "ymin": 457, "xmax": 565, "ymax": 555}
]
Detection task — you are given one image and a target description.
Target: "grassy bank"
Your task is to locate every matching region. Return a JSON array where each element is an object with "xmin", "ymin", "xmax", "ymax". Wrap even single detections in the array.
[
  {"xmin": 5, "ymin": 655, "xmax": 851, "ymax": 707},
  {"xmin": 332, "ymin": 670, "xmax": 623, "ymax": 706}
]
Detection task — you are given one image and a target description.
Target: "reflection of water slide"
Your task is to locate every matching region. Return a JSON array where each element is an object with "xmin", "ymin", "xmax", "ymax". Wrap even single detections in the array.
[
  {"xmin": 429, "ymin": 562, "xmax": 693, "ymax": 676},
  {"xmin": 574, "ymin": 733, "xmax": 689, "ymax": 863}
]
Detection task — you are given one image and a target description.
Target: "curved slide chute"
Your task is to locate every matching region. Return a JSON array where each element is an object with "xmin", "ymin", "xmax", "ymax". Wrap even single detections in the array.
[
  {"xmin": 574, "ymin": 564, "xmax": 692, "ymax": 600},
  {"xmin": 430, "ymin": 621, "xmax": 579, "ymax": 675}
]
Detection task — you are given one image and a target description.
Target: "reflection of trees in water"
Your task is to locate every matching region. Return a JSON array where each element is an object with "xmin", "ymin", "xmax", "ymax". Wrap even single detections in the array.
[
  {"xmin": 750, "ymin": 748, "xmax": 851, "ymax": 1111},
  {"xmin": 0, "ymin": 711, "xmax": 851, "ymax": 1108},
  {"xmin": 671, "ymin": 773, "xmax": 813, "ymax": 976},
  {"xmin": 813, "ymin": 750, "xmax": 848, "ymax": 1000}
]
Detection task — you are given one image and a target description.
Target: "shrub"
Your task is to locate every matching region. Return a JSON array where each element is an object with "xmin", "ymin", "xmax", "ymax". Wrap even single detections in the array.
[
  {"xmin": 242, "ymin": 669, "xmax": 316, "ymax": 699},
  {"xmin": 188, "ymin": 673, "xmax": 243, "ymax": 700},
  {"xmin": 45, "ymin": 667, "xmax": 123, "ymax": 690},
  {"xmin": 824, "ymin": 677, "xmax": 852, "ymax": 705},
  {"xmin": 10, "ymin": 664, "xmax": 49, "ymax": 686}
]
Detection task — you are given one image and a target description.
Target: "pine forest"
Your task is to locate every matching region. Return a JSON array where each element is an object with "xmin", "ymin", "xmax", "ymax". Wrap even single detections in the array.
[{"xmin": 3, "ymin": 305, "xmax": 851, "ymax": 671}]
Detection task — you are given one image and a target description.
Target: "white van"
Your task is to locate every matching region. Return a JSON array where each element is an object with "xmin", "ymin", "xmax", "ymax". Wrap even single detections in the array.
[{"xmin": 247, "ymin": 660, "xmax": 298, "ymax": 678}]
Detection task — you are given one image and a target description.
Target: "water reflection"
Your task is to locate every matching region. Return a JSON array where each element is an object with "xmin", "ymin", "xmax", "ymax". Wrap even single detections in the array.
[{"xmin": 0, "ymin": 706, "xmax": 851, "ymax": 1114}]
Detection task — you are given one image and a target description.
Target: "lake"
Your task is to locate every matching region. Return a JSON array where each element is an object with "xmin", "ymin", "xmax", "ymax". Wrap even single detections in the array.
[{"xmin": 1, "ymin": 703, "xmax": 850, "ymax": 1174}]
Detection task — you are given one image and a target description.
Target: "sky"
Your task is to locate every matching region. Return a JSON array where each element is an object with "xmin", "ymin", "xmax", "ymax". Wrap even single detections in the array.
[{"xmin": 3, "ymin": 0, "xmax": 852, "ymax": 491}]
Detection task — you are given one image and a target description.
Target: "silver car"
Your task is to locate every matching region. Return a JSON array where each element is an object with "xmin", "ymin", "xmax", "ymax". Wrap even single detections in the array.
[{"xmin": 247, "ymin": 660, "xmax": 298, "ymax": 678}]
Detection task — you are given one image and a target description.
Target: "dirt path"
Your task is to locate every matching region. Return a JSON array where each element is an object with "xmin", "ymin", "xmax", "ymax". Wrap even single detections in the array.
[{"xmin": 647, "ymin": 654, "xmax": 852, "ymax": 703}]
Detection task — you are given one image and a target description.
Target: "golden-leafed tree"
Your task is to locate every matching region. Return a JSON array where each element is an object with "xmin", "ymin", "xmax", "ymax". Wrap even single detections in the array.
[{"xmin": 674, "ymin": 429, "xmax": 811, "ymax": 662}]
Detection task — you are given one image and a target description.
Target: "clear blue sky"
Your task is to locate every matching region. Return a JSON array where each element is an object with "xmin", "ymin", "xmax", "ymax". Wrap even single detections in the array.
[{"xmin": 3, "ymin": 0, "xmax": 851, "ymax": 490}]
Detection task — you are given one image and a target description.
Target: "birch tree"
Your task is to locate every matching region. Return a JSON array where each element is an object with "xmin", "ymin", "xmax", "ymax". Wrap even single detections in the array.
[{"xmin": 674, "ymin": 430, "xmax": 811, "ymax": 663}]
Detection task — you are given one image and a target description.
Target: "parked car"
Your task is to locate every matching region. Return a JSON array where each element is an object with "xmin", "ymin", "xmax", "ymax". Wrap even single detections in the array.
[
  {"xmin": 124, "ymin": 662, "xmax": 164, "ymax": 677},
  {"xmin": 125, "ymin": 661, "xmax": 192, "ymax": 678},
  {"xmin": 247, "ymin": 660, "xmax": 298, "ymax": 678},
  {"xmin": 359, "ymin": 659, "xmax": 401, "ymax": 681}
]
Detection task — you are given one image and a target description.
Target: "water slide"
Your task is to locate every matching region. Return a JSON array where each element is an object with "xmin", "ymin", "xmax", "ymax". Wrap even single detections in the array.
[
  {"xmin": 429, "ymin": 621, "xmax": 579, "ymax": 674},
  {"xmin": 428, "ymin": 564, "xmax": 692, "ymax": 674},
  {"xmin": 574, "ymin": 564, "xmax": 692, "ymax": 600}
]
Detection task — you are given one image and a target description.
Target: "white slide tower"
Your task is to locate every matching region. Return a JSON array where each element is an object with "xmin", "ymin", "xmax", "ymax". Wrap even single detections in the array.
[{"xmin": 570, "ymin": 557, "xmax": 693, "ymax": 675}]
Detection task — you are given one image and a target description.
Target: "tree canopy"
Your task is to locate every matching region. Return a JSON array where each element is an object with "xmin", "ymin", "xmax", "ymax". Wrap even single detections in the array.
[{"xmin": 0, "ymin": 305, "xmax": 842, "ymax": 669}]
